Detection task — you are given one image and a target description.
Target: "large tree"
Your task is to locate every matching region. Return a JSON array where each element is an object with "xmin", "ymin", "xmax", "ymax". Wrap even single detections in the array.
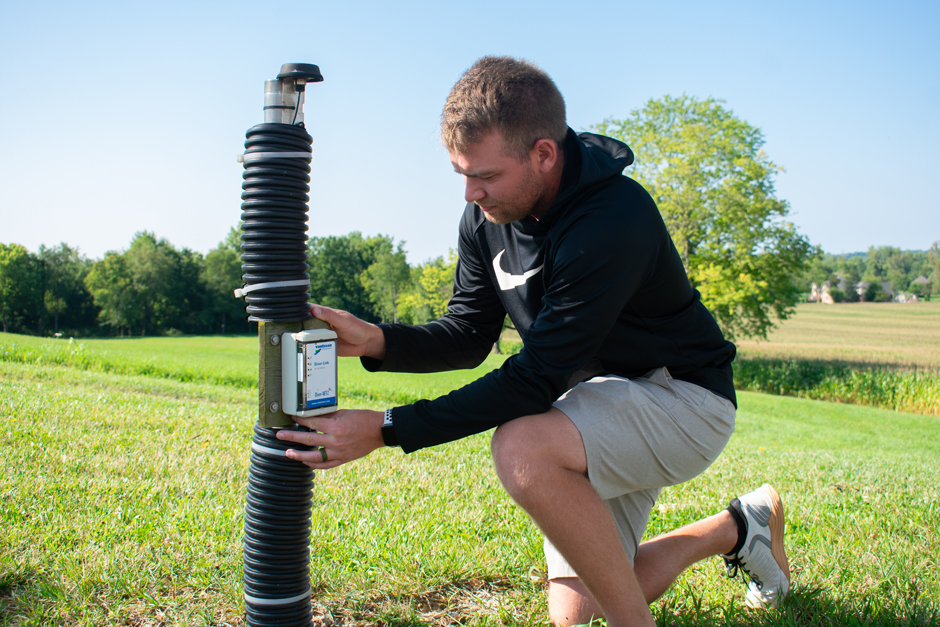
[
  {"xmin": 0, "ymin": 243, "xmax": 41, "ymax": 334},
  {"xmin": 593, "ymin": 95, "xmax": 817, "ymax": 340},
  {"xmin": 37, "ymin": 243, "xmax": 98, "ymax": 335},
  {"xmin": 361, "ymin": 239, "xmax": 411, "ymax": 323},
  {"xmin": 397, "ymin": 251, "xmax": 458, "ymax": 325},
  {"xmin": 86, "ymin": 232, "xmax": 207, "ymax": 336},
  {"xmin": 85, "ymin": 251, "xmax": 140, "ymax": 335},
  {"xmin": 307, "ymin": 232, "xmax": 399, "ymax": 322},
  {"xmin": 203, "ymin": 226, "xmax": 250, "ymax": 334}
]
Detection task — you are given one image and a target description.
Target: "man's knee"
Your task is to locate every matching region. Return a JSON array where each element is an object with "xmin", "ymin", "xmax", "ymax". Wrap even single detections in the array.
[
  {"xmin": 548, "ymin": 577, "xmax": 603, "ymax": 626},
  {"xmin": 490, "ymin": 409, "xmax": 587, "ymax": 499},
  {"xmin": 490, "ymin": 418, "xmax": 538, "ymax": 497}
]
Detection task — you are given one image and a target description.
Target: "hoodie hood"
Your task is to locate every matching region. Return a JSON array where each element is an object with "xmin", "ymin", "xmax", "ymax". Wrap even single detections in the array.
[{"xmin": 515, "ymin": 128, "xmax": 634, "ymax": 235}]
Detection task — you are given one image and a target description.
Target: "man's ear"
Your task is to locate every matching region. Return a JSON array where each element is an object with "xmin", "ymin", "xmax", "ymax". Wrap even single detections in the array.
[{"xmin": 531, "ymin": 138, "xmax": 559, "ymax": 173}]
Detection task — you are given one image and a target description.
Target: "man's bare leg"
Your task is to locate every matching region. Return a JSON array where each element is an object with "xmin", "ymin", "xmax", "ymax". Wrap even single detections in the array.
[
  {"xmin": 546, "ymin": 512, "xmax": 739, "ymax": 624},
  {"xmin": 491, "ymin": 409, "xmax": 740, "ymax": 627},
  {"xmin": 491, "ymin": 409, "xmax": 654, "ymax": 627},
  {"xmin": 634, "ymin": 510, "xmax": 738, "ymax": 600}
]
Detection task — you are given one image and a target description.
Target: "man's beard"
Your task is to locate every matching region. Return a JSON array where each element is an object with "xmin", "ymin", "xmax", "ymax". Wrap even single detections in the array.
[{"xmin": 480, "ymin": 164, "xmax": 548, "ymax": 225}]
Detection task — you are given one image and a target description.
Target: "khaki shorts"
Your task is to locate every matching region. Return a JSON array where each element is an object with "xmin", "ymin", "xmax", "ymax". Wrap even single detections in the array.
[{"xmin": 544, "ymin": 368, "xmax": 735, "ymax": 580}]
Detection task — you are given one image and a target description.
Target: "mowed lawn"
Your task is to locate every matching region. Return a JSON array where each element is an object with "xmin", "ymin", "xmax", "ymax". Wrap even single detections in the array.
[{"xmin": 1, "ymin": 326, "xmax": 939, "ymax": 626}]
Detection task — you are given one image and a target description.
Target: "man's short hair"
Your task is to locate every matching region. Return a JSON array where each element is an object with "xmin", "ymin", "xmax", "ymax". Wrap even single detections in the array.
[{"xmin": 441, "ymin": 56, "xmax": 567, "ymax": 161}]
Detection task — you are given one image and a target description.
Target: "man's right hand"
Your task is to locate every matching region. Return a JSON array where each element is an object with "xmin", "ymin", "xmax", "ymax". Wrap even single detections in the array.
[{"xmin": 310, "ymin": 304, "xmax": 386, "ymax": 361}]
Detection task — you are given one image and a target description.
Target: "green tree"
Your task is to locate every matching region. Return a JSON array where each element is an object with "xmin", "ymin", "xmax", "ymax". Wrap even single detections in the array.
[
  {"xmin": 85, "ymin": 251, "xmax": 140, "ymax": 335},
  {"xmin": 361, "ymin": 239, "xmax": 411, "ymax": 323},
  {"xmin": 926, "ymin": 241, "xmax": 940, "ymax": 299},
  {"xmin": 0, "ymin": 243, "xmax": 41, "ymax": 334},
  {"xmin": 124, "ymin": 232, "xmax": 182, "ymax": 335},
  {"xmin": 800, "ymin": 253, "xmax": 839, "ymax": 293},
  {"xmin": 908, "ymin": 276, "xmax": 932, "ymax": 300},
  {"xmin": 397, "ymin": 251, "xmax": 458, "ymax": 325},
  {"xmin": 37, "ymin": 243, "xmax": 99, "ymax": 336},
  {"xmin": 864, "ymin": 281, "xmax": 891, "ymax": 303},
  {"xmin": 593, "ymin": 95, "xmax": 817, "ymax": 340},
  {"xmin": 308, "ymin": 232, "xmax": 394, "ymax": 322},
  {"xmin": 203, "ymin": 226, "xmax": 249, "ymax": 333},
  {"xmin": 173, "ymin": 248, "xmax": 208, "ymax": 333},
  {"xmin": 836, "ymin": 256, "xmax": 865, "ymax": 302},
  {"xmin": 86, "ymin": 232, "xmax": 207, "ymax": 336},
  {"xmin": 864, "ymin": 246, "xmax": 929, "ymax": 293}
]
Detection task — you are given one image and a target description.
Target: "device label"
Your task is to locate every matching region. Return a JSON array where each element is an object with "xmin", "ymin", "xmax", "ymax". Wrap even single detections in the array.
[{"xmin": 304, "ymin": 341, "xmax": 337, "ymax": 409}]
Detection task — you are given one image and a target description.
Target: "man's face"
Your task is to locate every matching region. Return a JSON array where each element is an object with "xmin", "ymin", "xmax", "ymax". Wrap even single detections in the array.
[{"xmin": 449, "ymin": 131, "xmax": 548, "ymax": 225}]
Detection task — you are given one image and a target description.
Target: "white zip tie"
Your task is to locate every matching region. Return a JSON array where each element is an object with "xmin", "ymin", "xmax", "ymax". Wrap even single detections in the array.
[
  {"xmin": 251, "ymin": 443, "xmax": 288, "ymax": 457},
  {"xmin": 234, "ymin": 279, "xmax": 310, "ymax": 298},
  {"xmin": 237, "ymin": 151, "xmax": 311, "ymax": 163},
  {"xmin": 244, "ymin": 588, "xmax": 311, "ymax": 606}
]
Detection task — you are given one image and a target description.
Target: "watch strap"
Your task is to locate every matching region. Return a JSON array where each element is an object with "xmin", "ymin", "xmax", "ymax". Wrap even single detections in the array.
[{"xmin": 381, "ymin": 408, "xmax": 399, "ymax": 447}]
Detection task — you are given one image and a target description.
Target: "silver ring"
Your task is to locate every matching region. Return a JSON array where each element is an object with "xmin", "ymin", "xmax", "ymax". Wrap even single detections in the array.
[{"xmin": 319, "ymin": 447, "xmax": 328, "ymax": 463}]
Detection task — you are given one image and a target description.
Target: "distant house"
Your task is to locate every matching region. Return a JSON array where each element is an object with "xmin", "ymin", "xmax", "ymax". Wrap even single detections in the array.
[{"xmin": 808, "ymin": 281, "xmax": 836, "ymax": 304}]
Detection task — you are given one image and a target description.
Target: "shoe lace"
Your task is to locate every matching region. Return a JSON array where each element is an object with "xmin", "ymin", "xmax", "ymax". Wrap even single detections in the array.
[{"xmin": 723, "ymin": 554, "xmax": 764, "ymax": 590}]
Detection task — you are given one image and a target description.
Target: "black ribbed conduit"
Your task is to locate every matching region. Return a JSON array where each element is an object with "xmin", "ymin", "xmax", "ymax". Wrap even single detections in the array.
[
  {"xmin": 244, "ymin": 425, "xmax": 315, "ymax": 626},
  {"xmin": 239, "ymin": 119, "xmax": 316, "ymax": 625},
  {"xmin": 240, "ymin": 123, "xmax": 314, "ymax": 322}
]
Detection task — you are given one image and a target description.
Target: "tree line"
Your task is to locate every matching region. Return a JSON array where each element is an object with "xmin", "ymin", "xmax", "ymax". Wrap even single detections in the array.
[
  {"xmin": 800, "ymin": 245, "xmax": 939, "ymax": 302},
  {"xmin": 4, "ymin": 227, "xmax": 935, "ymax": 339},
  {"xmin": 0, "ymin": 229, "xmax": 455, "ymax": 338},
  {"xmin": 5, "ymin": 95, "xmax": 935, "ymax": 341}
]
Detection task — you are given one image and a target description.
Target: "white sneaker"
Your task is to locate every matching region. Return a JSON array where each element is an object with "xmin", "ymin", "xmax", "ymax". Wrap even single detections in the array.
[{"xmin": 722, "ymin": 484, "xmax": 791, "ymax": 608}]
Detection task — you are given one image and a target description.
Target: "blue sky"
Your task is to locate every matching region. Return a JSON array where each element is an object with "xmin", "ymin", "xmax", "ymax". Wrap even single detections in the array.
[{"xmin": 1, "ymin": 1, "xmax": 938, "ymax": 264}]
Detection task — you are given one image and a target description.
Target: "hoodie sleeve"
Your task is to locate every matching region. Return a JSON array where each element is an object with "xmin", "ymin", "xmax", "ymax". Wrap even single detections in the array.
[{"xmin": 361, "ymin": 206, "xmax": 506, "ymax": 374}]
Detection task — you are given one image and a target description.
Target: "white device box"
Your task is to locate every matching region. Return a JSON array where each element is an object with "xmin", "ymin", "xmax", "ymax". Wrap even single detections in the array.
[{"xmin": 280, "ymin": 329, "xmax": 339, "ymax": 417}]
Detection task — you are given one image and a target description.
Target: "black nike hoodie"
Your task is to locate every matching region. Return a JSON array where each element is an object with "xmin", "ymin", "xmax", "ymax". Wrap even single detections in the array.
[{"xmin": 364, "ymin": 129, "xmax": 736, "ymax": 453}]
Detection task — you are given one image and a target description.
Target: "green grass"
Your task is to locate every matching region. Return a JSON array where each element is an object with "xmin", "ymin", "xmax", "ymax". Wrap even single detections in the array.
[
  {"xmin": 1, "ymin": 335, "xmax": 938, "ymax": 626},
  {"xmin": 732, "ymin": 303, "xmax": 940, "ymax": 416},
  {"xmin": 735, "ymin": 357, "xmax": 940, "ymax": 416},
  {"xmin": 0, "ymin": 333, "xmax": 504, "ymax": 407},
  {"xmin": 0, "ymin": 333, "xmax": 259, "ymax": 387}
]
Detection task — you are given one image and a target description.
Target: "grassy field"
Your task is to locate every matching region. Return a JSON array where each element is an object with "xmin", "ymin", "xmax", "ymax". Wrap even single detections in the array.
[
  {"xmin": 1, "ymin": 324, "xmax": 939, "ymax": 626},
  {"xmin": 736, "ymin": 302, "xmax": 940, "ymax": 371},
  {"xmin": 733, "ymin": 303, "xmax": 940, "ymax": 416}
]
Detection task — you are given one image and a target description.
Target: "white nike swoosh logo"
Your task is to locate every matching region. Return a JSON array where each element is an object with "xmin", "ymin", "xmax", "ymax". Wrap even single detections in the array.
[{"xmin": 492, "ymin": 249, "xmax": 544, "ymax": 291}]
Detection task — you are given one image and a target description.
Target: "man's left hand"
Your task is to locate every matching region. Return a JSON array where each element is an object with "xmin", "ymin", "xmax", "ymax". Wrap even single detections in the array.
[{"xmin": 275, "ymin": 409, "xmax": 385, "ymax": 469}]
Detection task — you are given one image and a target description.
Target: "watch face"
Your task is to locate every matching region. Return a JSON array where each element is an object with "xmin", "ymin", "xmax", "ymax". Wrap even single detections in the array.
[{"xmin": 381, "ymin": 421, "xmax": 398, "ymax": 447}]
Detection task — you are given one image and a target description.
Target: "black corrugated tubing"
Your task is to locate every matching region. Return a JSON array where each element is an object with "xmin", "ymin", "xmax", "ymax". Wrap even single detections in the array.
[{"xmin": 239, "ymin": 123, "xmax": 314, "ymax": 322}]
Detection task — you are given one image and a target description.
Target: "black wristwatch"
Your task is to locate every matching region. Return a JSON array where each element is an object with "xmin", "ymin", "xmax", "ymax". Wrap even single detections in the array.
[{"xmin": 381, "ymin": 408, "xmax": 399, "ymax": 447}]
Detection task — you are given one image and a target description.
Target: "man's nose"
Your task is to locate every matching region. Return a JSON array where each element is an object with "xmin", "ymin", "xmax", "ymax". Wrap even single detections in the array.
[{"xmin": 464, "ymin": 178, "xmax": 485, "ymax": 204}]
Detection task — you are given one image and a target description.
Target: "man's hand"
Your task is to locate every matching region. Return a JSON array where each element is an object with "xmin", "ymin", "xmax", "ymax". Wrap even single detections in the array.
[
  {"xmin": 276, "ymin": 409, "xmax": 385, "ymax": 469},
  {"xmin": 311, "ymin": 304, "xmax": 386, "ymax": 361}
]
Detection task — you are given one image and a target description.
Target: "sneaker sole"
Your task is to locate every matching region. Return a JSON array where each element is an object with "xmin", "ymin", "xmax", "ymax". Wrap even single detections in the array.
[{"xmin": 760, "ymin": 484, "xmax": 791, "ymax": 585}]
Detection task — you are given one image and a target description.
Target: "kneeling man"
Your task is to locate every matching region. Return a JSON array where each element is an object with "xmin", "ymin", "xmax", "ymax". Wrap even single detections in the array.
[{"xmin": 278, "ymin": 56, "xmax": 790, "ymax": 627}]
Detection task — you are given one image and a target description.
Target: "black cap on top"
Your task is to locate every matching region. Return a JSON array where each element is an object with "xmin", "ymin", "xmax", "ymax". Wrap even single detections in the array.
[{"xmin": 277, "ymin": 63, "xmax": 324, "ymax": 83}]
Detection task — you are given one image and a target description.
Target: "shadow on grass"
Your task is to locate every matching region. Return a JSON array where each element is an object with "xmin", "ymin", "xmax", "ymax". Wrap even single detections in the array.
[
  {"xmin": 654, "ymin": 585, "xmax": 940, "ymax": 627},
  {"xmin": 309, "ymin": 577, "xmax": 540, "ymax": 626},
  {"xmin": 0, "ymin": 568, "xmax": 38, "ymax": 622}
]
